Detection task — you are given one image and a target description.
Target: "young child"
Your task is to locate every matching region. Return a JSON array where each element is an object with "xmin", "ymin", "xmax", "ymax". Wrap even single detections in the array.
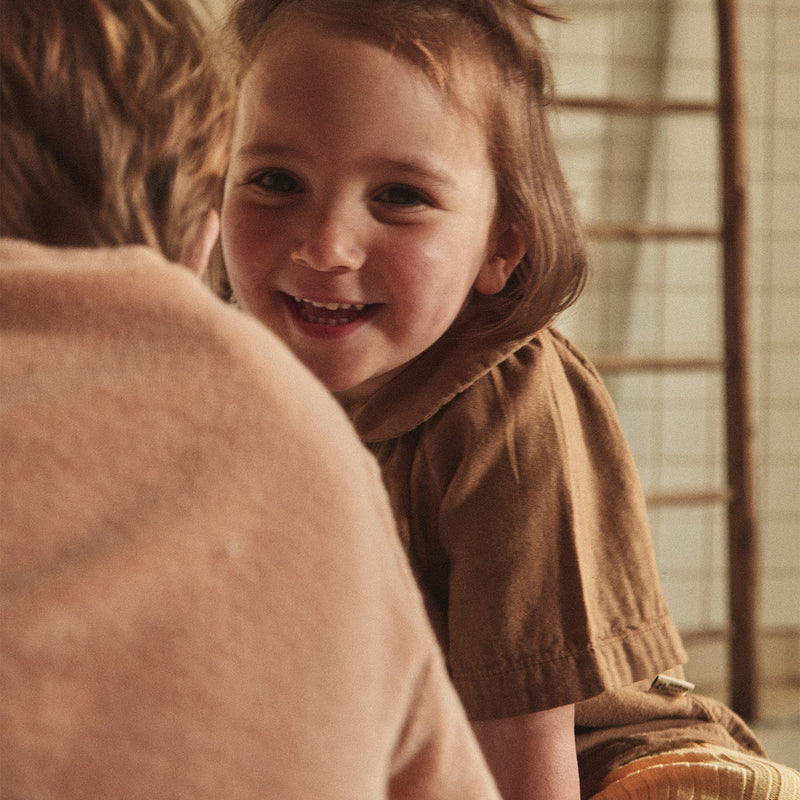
[
  {"xmin": 218, "ymin": 0, "xmax": 799, "ymax": 797},
  {"xmin": 0, "ymin": 1, "xmax": 502, "ymax": 797}
]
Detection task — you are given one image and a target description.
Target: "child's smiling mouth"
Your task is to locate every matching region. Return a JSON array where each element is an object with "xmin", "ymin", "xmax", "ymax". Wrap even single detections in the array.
[{"xmin": 288, "ymin": 294, "xmax": 376, "ymax": 327}]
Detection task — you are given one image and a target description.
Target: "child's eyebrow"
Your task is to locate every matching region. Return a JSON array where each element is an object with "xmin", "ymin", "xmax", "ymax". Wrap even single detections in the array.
[
  {"xmin": 374, "ymin": 158, "xmax": 457, "ymax": 189},
  {"xmin": 233, "ymin": 142, "xmax": 308, "ymax": 163}
]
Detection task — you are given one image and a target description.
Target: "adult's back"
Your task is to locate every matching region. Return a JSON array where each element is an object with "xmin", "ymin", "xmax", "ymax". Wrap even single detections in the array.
[{"xmin": 0, "ymin": 238, "xmax": 501, "ymax": 800}]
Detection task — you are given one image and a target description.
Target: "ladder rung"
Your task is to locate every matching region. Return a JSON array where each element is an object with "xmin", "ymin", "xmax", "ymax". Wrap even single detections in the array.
[
  {"xmin": 645, "ymin": 489, "xmax": 732, "ymax": 507},
  {"xmin": 592, "ymin": 356, "xmax": 724, "ymax": 373},
  {"xmin": 555, "ymin": 96, "xmax": 719, "ymax": 114},
  {"xmin": 586, "ymin": 224, "xmax": 720, "ymax": 241},
  {"xmin": 679, "ymin": 627, "xmax": 732, "ymax": 644}
]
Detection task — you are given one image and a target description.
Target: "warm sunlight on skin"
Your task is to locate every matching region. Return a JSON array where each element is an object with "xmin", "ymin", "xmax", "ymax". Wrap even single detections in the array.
[{"xmin": 221, "ymin": 18, "xmax": 519, "ymax": 401}]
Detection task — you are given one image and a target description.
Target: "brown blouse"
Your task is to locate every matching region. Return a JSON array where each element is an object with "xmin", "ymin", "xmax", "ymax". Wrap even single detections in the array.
[
  {"xmin": 344, "ymin": 323, "xmax": 685, "ymax": 718},
  {"xmin": 342, "ymin": 319, "xmax": 765, "ymax": 785}
]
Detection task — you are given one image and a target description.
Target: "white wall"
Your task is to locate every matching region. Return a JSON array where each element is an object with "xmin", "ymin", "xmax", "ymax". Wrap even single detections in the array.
[{"xmin": 542, "ymin": 0, "xmax": 800, "ymax": 643}]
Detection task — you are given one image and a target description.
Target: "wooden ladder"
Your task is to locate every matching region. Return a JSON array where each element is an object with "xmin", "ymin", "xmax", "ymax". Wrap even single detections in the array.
[{"xmin": 555, "ymin": 0, "xmax": 758, "ymax": 721}]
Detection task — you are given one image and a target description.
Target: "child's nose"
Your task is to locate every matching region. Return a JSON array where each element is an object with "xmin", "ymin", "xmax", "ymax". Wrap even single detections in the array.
[{"xmin": 290, "ymin": 202, "xmax": 365, "ymax": 273}]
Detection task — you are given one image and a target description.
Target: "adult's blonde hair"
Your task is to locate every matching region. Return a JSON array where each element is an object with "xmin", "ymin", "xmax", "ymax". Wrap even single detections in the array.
[
  {"xmin": 220, "ymin": 0, "xmax": 587, "ymax": 337},
  {"xmin": 0, "ymin": 0, "xmax": 233, "ymax": 262}
]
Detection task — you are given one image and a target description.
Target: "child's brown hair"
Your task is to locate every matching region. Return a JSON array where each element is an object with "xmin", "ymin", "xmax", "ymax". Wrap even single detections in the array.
[
  {"xmin": 0, "ymin": 0, "xmax": 233, "ymax": 263},
  {"xmin": 220, "ymin": 0, "xmax": 587, "ymax": 336}
]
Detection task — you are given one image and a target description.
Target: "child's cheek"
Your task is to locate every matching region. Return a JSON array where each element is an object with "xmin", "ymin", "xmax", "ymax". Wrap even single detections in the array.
[{"xmin": 223, "ymin": 203, "xmax": 272, "ymax": 279}]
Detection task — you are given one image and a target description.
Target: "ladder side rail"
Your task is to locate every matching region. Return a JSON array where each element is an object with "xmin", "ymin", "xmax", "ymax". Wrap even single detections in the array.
[{"xmin": 717, "ymin": 0, "xmax": 759, "ymax": 723}]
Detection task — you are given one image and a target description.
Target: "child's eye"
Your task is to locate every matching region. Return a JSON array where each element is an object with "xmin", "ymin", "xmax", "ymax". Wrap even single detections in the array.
[
  {"xmin": 251, "ymin": 170, "xmax": 302, "ymax": 194},
  {"xmin": 374, "ymin": 184, "xmax": 431, "ymax": 207}
]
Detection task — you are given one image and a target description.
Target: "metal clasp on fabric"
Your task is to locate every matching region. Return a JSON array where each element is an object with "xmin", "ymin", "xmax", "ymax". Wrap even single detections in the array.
[{"xmin": 649, "ymin": 674, "xmax": 696, "ymax": 697}]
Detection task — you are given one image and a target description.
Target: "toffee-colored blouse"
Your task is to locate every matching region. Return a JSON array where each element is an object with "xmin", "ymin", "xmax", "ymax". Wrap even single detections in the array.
[
  {"xmin": 344, "ymin": 323, "xmax": 686, "ymax": 720},
  {"xmin": 343, "ymin": 318, "xmax": 767, "ymax": 786}
]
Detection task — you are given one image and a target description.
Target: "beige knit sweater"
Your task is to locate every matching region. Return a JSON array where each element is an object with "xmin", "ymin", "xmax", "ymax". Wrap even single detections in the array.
[{"xmin": 0, "ymin": 239, "xmax": 500, "ymax": 800}]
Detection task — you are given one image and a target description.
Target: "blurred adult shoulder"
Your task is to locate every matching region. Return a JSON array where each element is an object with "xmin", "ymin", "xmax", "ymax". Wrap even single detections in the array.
[{"xmin": 0, "ymin": 237, "xmax": 500, "ymax": 799}]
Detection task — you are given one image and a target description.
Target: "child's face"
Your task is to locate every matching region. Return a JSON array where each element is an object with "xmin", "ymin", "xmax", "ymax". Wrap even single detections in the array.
[{"xmin": 222, "ymin": 19, "xmax": 511, "ymax": 400}]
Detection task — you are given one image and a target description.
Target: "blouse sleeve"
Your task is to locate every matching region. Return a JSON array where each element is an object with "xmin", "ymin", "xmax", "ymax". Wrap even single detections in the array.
[{"xmin": 406, "ymin": 331, "xmax": 686, "ymax": 721}]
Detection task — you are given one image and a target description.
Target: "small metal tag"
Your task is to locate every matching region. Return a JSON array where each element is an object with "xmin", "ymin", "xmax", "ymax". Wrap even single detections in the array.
[{"xmin": 649, "ymin": 674, "xmax": 696, "ymax": 697}]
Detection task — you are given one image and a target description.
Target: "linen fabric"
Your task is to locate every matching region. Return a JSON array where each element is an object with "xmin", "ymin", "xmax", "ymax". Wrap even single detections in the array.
[
  {"xmin": 340, "ymin": 306, "xmax": 776, "ymax": 789},
  {"xmin": 575, "ymin": 679, "xmax": 784, "ymax": 797},
  {"xmin": 0, "ymin": 239, "xmax": 501, "ymax": 800},
  {"xmin": 343, "ymin": 319, "xmax": 686, "ymax": 719}
]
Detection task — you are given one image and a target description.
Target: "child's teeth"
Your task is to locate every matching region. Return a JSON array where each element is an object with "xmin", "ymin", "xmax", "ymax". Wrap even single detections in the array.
[{"xmin": 296, "ymin": 297, "xmax": 365, "ymax": 311}]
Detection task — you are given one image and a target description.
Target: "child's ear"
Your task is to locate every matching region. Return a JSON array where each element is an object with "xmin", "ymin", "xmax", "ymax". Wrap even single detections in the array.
[
  {"xmin": 181, "ymin": 209, "xmax": 220, "ymax": 277},
  {"xmin": 474, "ymin": 223, "xmax": 526, "ymax": 296}
]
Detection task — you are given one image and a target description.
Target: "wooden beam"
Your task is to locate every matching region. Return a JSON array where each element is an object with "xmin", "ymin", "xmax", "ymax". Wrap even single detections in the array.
[
  {"xmin": 584, "ymin": 224, "xmax": 720, "ymax": 241},
  {"xmin": 592, "ymin": 356, "xmax": 723, "ymax": 373},
  {"xmin": 645, "ymin": 489, "xmax": 732, "ymax": 507},
  {"xmin": 717, "ymin": 0, "xmax": 759, "ymax": 723},
  {"xmin": 554, "ymin": 96, "xmax": 718, "ymax": 115}
]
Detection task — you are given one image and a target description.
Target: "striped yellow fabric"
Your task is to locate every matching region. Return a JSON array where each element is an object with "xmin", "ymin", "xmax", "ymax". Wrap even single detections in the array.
[{"xmin": 590, "ymin": 743, "xmax": 800, "ymax": 799}]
